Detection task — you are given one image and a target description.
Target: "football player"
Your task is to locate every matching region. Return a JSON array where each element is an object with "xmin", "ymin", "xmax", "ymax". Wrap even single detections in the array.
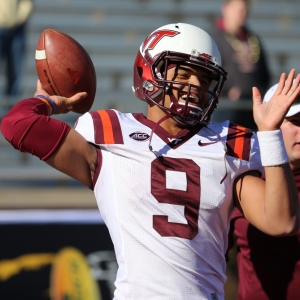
[
  {"xmin": 1, "ymin": 23, "xmax": 299, "ymax": 300},
  {"xmin": 227, "ymin": 83, "xmax": 300, "ymax": 300}
]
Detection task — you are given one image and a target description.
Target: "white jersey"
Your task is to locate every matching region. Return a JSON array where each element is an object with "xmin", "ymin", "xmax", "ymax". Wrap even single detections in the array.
[{"xmin": 75, "ymin": 110, "xmax": 263, "ymax": 300}]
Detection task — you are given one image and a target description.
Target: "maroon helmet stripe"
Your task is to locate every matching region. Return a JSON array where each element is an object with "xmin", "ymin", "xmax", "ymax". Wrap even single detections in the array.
[{"xmin": 226, "ymin": 122, "xmax": 252, "ymax": 161}]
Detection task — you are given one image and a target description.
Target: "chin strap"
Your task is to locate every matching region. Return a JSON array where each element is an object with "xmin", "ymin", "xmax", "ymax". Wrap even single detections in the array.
[
  {"xmin": 148, "ymin": 113, "xmax": 174, "ymax": 155},
  {"xmin": 166, "ymin": 86, "xmax": 184, "ymax": 116}
]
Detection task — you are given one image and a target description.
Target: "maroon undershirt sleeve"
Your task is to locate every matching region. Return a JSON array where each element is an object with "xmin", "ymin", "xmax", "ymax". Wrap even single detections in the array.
[{"xmin": 1, "ymin": 98, "xmax": 71, "ymax": 161}]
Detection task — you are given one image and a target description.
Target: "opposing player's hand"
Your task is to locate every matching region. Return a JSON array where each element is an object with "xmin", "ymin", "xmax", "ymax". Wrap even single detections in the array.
[
  {"xmin": 253, "ymin": 69, "xmax": 300, "ymax": 131},
  {"xmin": 34, "ymin": 80, "xmax": 87, "ymax": 114}
]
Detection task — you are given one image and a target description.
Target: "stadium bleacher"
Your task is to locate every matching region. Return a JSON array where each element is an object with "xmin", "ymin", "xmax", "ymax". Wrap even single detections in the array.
[{"xmin": 1, "ymin": 0, "xmax": 300, "ymax": 171}]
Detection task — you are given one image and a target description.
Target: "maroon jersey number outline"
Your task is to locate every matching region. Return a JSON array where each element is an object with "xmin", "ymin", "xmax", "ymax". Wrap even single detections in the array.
[{"xmin": 151, "ymin": 157, "xmax": 200, "ymax": 240}]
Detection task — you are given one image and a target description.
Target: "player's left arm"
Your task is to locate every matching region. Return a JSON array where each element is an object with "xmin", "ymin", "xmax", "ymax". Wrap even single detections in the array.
[
  {"xmin": 234, "ymin": 167, "xmax": 298, "ymax": 236},
  {"xmin": 234, "ymin": 69, "xmax": 300, "ymax": 236}
]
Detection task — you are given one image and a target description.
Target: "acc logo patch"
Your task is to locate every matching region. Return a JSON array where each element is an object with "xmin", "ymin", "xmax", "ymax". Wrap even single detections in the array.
[{"xmin": 129, "ymin": 131, "xmax": 150, "ymax": 141}]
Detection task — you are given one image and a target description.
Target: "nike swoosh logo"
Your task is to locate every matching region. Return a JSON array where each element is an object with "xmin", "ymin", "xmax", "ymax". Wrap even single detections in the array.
[{"xmin": 198, "ymin": 140, "xmax": 217, "ymax": 146}]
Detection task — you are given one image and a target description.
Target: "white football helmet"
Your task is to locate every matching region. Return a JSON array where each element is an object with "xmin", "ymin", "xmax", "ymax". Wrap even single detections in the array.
[{"xmin": 132, "ymin": 23, "xmax": 227, "ymax": 125}]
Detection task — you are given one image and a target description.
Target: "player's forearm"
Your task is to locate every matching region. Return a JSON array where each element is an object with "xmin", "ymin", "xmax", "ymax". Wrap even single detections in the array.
[
  {"xmin": 263, "ymin": 164, "xmax": 299, "ymax": 235},
  {"xmin": 253, "ymin": 129, "xmax": 299, "ymax": 235},
  {"xmin": 1, "ymin": 98, "xmax": 71, "ymax": 161},
  {"xmin": 242, "ymin": 129, "xmax": 300, "ymax": 235}
]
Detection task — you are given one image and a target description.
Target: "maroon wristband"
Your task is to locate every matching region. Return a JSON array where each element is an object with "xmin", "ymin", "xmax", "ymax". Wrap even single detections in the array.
[{"xmin": 1, "ymin": 98, "xmax": 71, "ymax": 161}]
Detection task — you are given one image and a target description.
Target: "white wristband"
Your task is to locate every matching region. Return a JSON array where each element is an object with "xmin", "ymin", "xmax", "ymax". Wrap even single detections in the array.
[{"xmin": 257, "ymin": 129, "xmax": 289, "ymax": 166}]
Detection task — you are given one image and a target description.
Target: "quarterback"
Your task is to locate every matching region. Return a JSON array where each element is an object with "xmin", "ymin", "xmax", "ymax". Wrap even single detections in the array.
[{"xmin": 1, "ymin": 23, "xmax": 299, "ymax": 300}]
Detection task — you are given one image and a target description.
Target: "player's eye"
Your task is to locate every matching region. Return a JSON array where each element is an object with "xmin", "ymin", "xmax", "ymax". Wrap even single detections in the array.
[
  {"xmin": 200, "ymin": 78, "xmax": 210, "ymax": 87},
  {"xmin": 176, "ymin": 71, "xmax": 189, "ymax": 79}
]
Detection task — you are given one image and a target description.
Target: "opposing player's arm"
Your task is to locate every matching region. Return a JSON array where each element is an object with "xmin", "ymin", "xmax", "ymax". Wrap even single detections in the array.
[
  {"xmin": 234, "ymin": 167, "xmax": 299, "ymax": 236},
  {"xmin": 234, "ymin": 69, "xmax": 300, "ymax": 236}
]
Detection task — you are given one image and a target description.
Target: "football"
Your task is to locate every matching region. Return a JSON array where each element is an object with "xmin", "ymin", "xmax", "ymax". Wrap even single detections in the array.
[{"xmin": 35, "ymin": 28, "xmax": 97, "ymax": 114}]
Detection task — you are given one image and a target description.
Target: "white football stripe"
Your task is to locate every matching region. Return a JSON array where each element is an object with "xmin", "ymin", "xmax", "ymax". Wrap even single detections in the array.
[{"xmin": 35, "ymin": 49, "xmax": 47, "ymax": 60}]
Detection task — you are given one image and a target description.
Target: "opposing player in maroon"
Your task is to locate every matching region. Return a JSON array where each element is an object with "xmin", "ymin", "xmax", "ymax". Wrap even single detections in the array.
[{"xmin": 228, "ymin": 83, "xmax": 300, "ymax": 300}]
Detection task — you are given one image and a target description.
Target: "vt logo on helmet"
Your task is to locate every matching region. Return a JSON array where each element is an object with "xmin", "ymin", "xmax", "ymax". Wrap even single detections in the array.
[{"xmin": 141, "ymin": 30, "xmax": 180, "ymax": 58}]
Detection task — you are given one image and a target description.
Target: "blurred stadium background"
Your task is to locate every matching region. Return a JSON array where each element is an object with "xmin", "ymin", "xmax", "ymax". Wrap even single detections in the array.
[{"xmin": 0, "ymin": 0, "xmax": 299, "ymax": 299}]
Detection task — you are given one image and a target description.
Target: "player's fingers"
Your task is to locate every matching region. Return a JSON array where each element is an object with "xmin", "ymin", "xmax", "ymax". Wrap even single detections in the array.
[
  {"xmin": 273, "ymin": 73, "xmax": 287, "ymax": 96},
  {"xmin": 294, "ymin": 73, "xmax": 300, "ymax": 86},
  {"xmin": 283, "ymin": 74, "xmax": 300, "ymax": 100},
  {"xmin": 34, "ymin": 80, "xmax": 51, "ymax": 98},
  {"xmin": 289, "ymin": 74, "xmax": 300, "ymax": 96},
  {"xmin": 36, "ymin": 79, "xmax": 42, "ymax": 90},
  {"xmin": 252, "ymin": 87, "xmax": 262, "ymax": 107},
  {"xmin": 65, "ymin": 92, "xmax": 87, "ymax": 107},
  {"xmin": 290, "ymin": 86, "xmax": 300, "ymax": 102},
  {"xmin": 71, "ymin": 92, "xmax": 87, "ymax": 102},
  {"xmin": 34, "ymin": 80, "xmax": 44, "ymax": 96},
  {"xmin": 282, "ymin": 69, "xmax": 296, "ymax": 95}
]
